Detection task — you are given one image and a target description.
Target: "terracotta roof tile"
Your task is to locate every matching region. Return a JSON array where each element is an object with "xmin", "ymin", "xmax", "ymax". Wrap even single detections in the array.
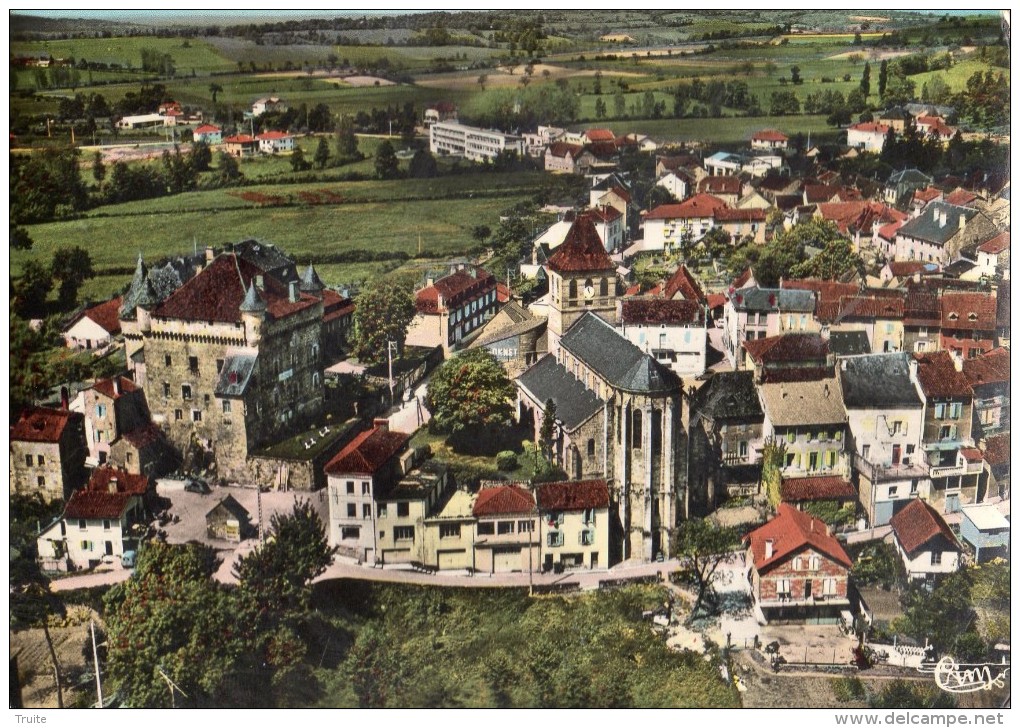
[
  {"xmin": 940, "ymin": 292, "xmax": 997, "ymax": 331},
  {"xmin": 780, "ymin": 476, "xmax": 856, "ymax": 502},
  {"xmin": 962, "ymin": 347, "xmax": 1009, "ymax": 386},
  {"xmin": 92, "ymin": 376, "xmax": 139, "ymax": 400},
  {"xmin": 714, "ymin": 208, "xmax": 767, "ymax": 223},
  {"xmin": 698, "ymin": 176, "xmax": 741, "ymax": 195},
  {"xmin": 416, "ymin": 266, "xmax": 496, "ymax": 313},
  {"xmin": 782, "ymin": 279, "xmax": 858, "ymax": 307},
  {"xmin": 644, "ymin": 193, "xmax": 725, "ymax": 221},
  {"xmin": 977, "ymin": 231, "xmax": 1009, "ymax": 255},
  {"xmin": 64, "ymin": 467, "xmax": 149, "ymax": 520},
  {"xmin": 548, "ymin": 141, "xmax": 583, "ymax": 158},
  {"xmin": 536, "ymin": 479, "xmax": 609, "ymax": 511},
  {"xmin": 944, "ymin": 188, "xmax": 979, "ymax": 207},
  {"xmin": 87, "ymin": 466, "xmax": 149, "ymax": 495},
  {"xmin": 913, "ymin": 351, "xmax": 972, "ymax": 398},
  {"xmin": 743, "ymin": 333, "xmax": 829, "ymax": 365},
  {"xmin": 982, "ymin": 433, "xmax": 1010, "ymax": 466},
  {"xmin": 663, "ymin": 265, "xmax": 706, "ymax": 302},
  {"xmin": 889, "ymin": 499, "xmax": 959, "ymax": 557},
  {"xmin": 585, "ymin": 128, "xmax": 616, "ymax": 143},
  {"xmin": 324, "ymin": 426, "xmax": 409, "ymax": 475},
  {"xmin": 745, "ymin": 503, "xmax": 852, "ymax": 573},
  {"xmin": 752, "ymin": 129, "xmax": 788, "ymax": 142},
  {"xmin": 621, "ymin": 298, "xmax": 704, "ymax": 325},
  {"xmin": 547, "ymin": 212, "xmax": 615, "ymax": 273},
  {"xmin": 80, "ymin": 297, "xmax": 123, "ymax": 336},
  {"xmin": 11, "ymin": 407, "xmax": 82, "ymax": 443},
  {"xmin": 122, "ymin": 423, "xmax": 163, "ymax": 449},
  {"xmin": 472, "ymin": 484, "xmax": 536, "ymax": 517}
]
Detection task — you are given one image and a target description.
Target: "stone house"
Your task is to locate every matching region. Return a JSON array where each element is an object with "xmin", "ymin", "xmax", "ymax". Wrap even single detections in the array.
[
  {"xmin": 745, "ymin": 504, "xmax": 853, "ymax": 623},
  {"xmin": 894, "ymin": 203, "xmax": 978, "ymax": 264},
  {"xmin": 536, "ymin": 479, "xmax": 610, "ymax": 571},
  {"xmin": 205, "ymin": 494, "xmax": 252, "ymax": 543},
  {"xmin": 71, "ymin": 376, "xmax": 152, "ymax": 468},
  {"xmin": 759, "ymin": 377, "xmax": 849, "ymax": 481},
  {"xmin": 405, "ymin": 265, "xmax": 499, "ymax": 355},
  {"xmin": 962, "ymin": 347, "xmax": 1010, "ymax": 439},
  {"xmin": 939, "ymin": 291, "xmax": 997, "ymax": 361},
  {"xmin": 721, "ymin": 287, "xmax": 817, "ymax": 369},
  {"xmin": 617, "ymin": 298, "xmax": 708, "ymax": 377},
  {"xmin": 468, "ymin": 300, "xmax": 548, "ymax": 377},
  {"xmin": 10, "ymin": 406, "xmax": 88, "ymax": 503}
]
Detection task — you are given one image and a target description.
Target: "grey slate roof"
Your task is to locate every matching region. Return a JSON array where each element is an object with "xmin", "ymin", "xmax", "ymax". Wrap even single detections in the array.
[
  {"xmin": 560, "ymin": 312, "xmax": 681, "ymax": 394},
  {"xmin": 729, "ymin": 286, "xmax": 816, "ymax": 314},
  {"xmin": 231, "ymin": 239, "xmax": 298, "ymax": 283},
  {"xmin": 299, "ymin": 264, "xmax": 325, "ymax": 293},
  {"xmin": 886, "ymin": 168, "xmax": 930, "ymax": 186},
  {"xmin": 897, "ymin": 202, "xmax": 977, "ymax": 246},
  {"xmin": 120, "ymin": 254, "xmax": 194, "ymax": 318},
  {"xmin": 693, "ymin": 371, "xmax": 763, "ymax": 421},
  {"xmin": 828, "ymin": 331, "xmax": 871, "ymax": 357},
  {"xmin": 838, "ymin": 353, "xmax": 922, "ymax": 409},
  {"xmin": 517, "ymin": 354, "xmax": 604, "ymax": 432},
  {"xmin": 214, "ymin": 348, "xmax": 259, "ymax": 397}
]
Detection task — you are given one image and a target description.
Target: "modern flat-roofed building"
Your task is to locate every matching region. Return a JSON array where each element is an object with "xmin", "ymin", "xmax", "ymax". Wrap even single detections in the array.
[{"xmin": 430, "ymin": 120, "xmax": 523, "ymax": 162}]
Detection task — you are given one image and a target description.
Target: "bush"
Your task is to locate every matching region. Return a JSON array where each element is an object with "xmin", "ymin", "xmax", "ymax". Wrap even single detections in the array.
[
  {"xmin": 830, "ymin": 676, "xmax": 866, "ymax": 702},
  {"xmin": 496, "ymin": 451, "xmax": 518, "ymax": 471}
]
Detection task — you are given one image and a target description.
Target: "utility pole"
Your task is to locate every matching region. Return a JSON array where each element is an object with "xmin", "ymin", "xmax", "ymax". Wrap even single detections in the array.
[
  {"xmin": 90, "ymin": 620, "xmax": 103, "ymax": 708},
  {"xmin": 387, "ymin": 340, "xmax": 398, "ymax": 407},
  {"xmin": 157, "ymin": 667, "xmax": 188, "ymax": 708}
]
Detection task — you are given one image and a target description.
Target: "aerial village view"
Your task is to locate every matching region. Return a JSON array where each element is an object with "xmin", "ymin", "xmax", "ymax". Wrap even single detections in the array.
[{"xmin": 8, "ymin": 9, "xmax": 1011, "ymax": 712}]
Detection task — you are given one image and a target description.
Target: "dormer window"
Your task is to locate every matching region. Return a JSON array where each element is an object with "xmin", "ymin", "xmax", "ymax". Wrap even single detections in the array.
[
  {"xmin": 948, "ymin": 312, "xmax": 958, "ymax": 321},
  {"xmin": 968, "ymin": 313, "xmax": 978, "ymax": 322}
]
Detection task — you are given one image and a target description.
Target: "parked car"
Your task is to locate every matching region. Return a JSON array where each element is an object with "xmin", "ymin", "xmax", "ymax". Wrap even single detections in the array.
[
  {"xmin": 121, "ymin": 550, "xmax": 137, "ymax": 569},
  {"xmin": 184, "ymin": 478, "xmax": 211, "ymax": 495}
]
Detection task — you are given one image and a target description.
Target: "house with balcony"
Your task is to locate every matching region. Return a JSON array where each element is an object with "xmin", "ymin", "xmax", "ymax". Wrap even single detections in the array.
[
  {"xmin": 536, "ymin": 479, "xmax": 610, "ymax": 571},
  {"xmin": 889, "ymin": 499, "xmax": 961, "ymax": 584},
  {"xmin": 745, "ymin": 503, "xmax": 853, "ymax": 623},
  {"xmin": 839, "ymin": 353, "xmax": 927, "ymax": 526},
  {"xmin": 914, "ymin": 351, "xmax": 984, "ymax": 514},
  {"xmin": 471, "ymin": 484, "xmax": 540, "ymax": 574},
  {"xmin": 222, "ymin": 134, "xmax": 258, "ymax": 158},
  {"xmin": 324, "ymin": 421, "xmax": 411, "ymax": 563},
  {"xmin": 405, "ymin": 265, "xmax": 499, "ymax": 355},
  {"xmin": 759, "ymin": 377, "xmax": 849, "ymax": 484},
  {"xmin": 959, "ymin": 502, "xmax": 1010, "ymax": 563},
  {"xmin": 256, "ymin": 130, "xmax": 295, "ymax": 154},
  {"xmin": 36, "ymin": 467, "xmax": 150, "ymax": 572},
  {"xmin": 962, "ymin": 347, "xmax": 1009, "ymax": 439},
  {"xmin": 642, "ymin": 194, "xmax": 725, "ymax": 252},
  {"xmin": 722, "ymin": 288, "xmax": 817, "ymax": 368},
  {"xmin": 687, "ymin": 371, "xmax": 765, "ymax": 505}
]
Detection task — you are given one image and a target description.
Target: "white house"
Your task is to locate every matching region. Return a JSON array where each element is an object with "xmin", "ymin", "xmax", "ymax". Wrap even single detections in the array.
[
  {"xmin": 847, "ymin": 122, "xmax": 891, "ymax": 153},
  {"xmin": 37, "ymin": 467, "xmax": 149, "ymax": 572},
  {"xmin": 256, "ymin": 130, "xmax": 295, "ymax": 154},
  {"xmin": 430, "ymin": 120, "xmax": 523, "ymax": 162},
  {"xmin": 617, "ymin": 298, "xmax": 707, "ymax": 377},
  {"xmin": 116, "ymin": 113, "xmax": 164, "ymax": 130},
  {"xmin": 642, "ymin": 193, "xmax": 725, "ymax": 252},
  {"xmin": 63, "ymin": 296, "xmax": 123, "ymax": 352},
  {"xmin": 750, "ymin": 129, "xmax": 789, "ymax": 151},
  {"xmin": 252, "ymin": 96, "xmax": 287, "ymax": 116},
  {"xmin": 535, "ymin": 479, "xmax": 611, "ymax": 571},
  {"xmin": 656, "ymin": 171, "xmax": 692, "ymax": 201},
  {"xmin": 889, "ymin": 498, "xmax": 961, "ymax": 582},
  {"xmin": 839, "ymin": 353, "xmax": 927, "ymax": 526},
  {"xmin": 704, "ymin": 151, "xmax": 746, "ymax": 176},
  {"xmin": 588, "ymin": 205, "xmax": 624, "ymax": 252},
  {"xmin": 976, "ymin": 232, "xmax": 1009, "ymax": 280}
]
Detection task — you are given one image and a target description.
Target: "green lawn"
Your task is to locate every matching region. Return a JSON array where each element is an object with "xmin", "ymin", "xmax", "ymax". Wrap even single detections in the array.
[{"xmin": 12, "ymin": 37, "xmax": 237, "ymax": 75}]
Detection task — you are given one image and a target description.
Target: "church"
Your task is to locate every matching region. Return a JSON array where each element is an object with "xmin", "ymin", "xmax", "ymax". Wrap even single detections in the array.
[{"xmin": 516, "ymin": 212, "xmax": 687, "ymax": 562}]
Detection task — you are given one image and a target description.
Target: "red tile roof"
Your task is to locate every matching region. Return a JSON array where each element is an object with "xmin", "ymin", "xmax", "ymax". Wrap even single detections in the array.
[
  {"xmin": 706, "ymin": 293, "xmax": 727, "ymax": 309},
  {"xmin": 585, "ymin": 128, "xmax": 616, "ymax": 143},
  {"xmin": 547, "ymin": 142, "xmax": 584, "ymax": 159},
  {"xmin": 415, "ymin": 266, "xmax": 496, "ymax": 314},
  {"xmin": 959, "ymin": 447, "xmax": 983, "ymax": 463},
  {"xmin": 745, "ymin": 503, "xmax": 852, "ymax": 573},
  {"xmin": 804, "ymin": 184, "xmax": 842, "ymax": 203},
  {"xmin": 322, "ymin": 289, "xmax": 355, "ymax": 322},
  {"xmin": 816, "ymin": 201, "xmax": 905, "ymax": 234},
  {"xmin": 195, "ymin": 124, "xmax": 221, "ymax": 134},
  {"xmin": 496, "ymin": 282, "xmax": 511, "ymax": 303},
  {"xmin": 878, "ymin": 220, "xmax": 906, "ymax": 241},
  {"xmin": 982, "ymin": 433, "xmax": 1010, "ymax": 467},
  {"xmin": 256, "ymin": 130, "xmax": 291, "ymax": 140},
  {"xmin": 122, "ymin": 423, "xmax": 163, "ymax": 449},
  {"xmin": 663, "ymin": 265, "xmax": 706, "ymax": 302},
  {"xmin": 11, "ymin": 407, "xmax": 82, "ymax": 444},
  {"xmin": 64, "ymin": 467, "xmax": 149, "ymax": 520},
  {"xmin": 714, "ymin": 208, "xmax": 767, "ymax": 223},
  {"xmin": 92, "ymin": 376, "xmax": 139, "ymax": 400},
  {"xmin": 644, "ymin": 194, "xmax": 725, "ymax": 221},
  {"xmin": 608, "ymin": 185, "xmax": 632, "ymax": 203},
  {"xmin": 547, "ymin": 212, "xmax": 615, "ymax": 273},
  {"xmin": 87, "ymin": 466, "xmax": 149, "ymax": 495},
  {"xmin": 324, "ymin": 426, "xmax": 409, "ymax": 475},
  {"xmin": 698, "ymin": 176, "xmax": 741, "ymax": 195},
  {"xmin": 889, "ymin": 498, "xmax": 959, "ymax": 557},
  {"xmin": 154, "ymin": 254, "xmax": 319, "ymax": 323},
  {"xmin": 752, "ymin": 129, "xmax": 788, "ymax": 142},
  {"xmin": 224, "ymin": 134, "xmax": 257, "ymax": 144},
  {"xmin": 887, "ymin": 260, "xmax": 932, "ymax": 277},
  {"xmin": 913, "ymin": 351, "xmax": 972, "ymax": 398},
  {"xmin": 781, "ymin": 279, "xmax": 857, "ymax": 306},
  {"xmin": 588, "ymin": 205, "xmax": 622, "ymax": 223},
  {"xmin": 743, "ymin": 333, "xmax": 829, "ymax": 365},
  {"xmin": 473, "ymin": 484, "xmax": 536, "ymax": 517},
  {"xmin": 836, "ymin": 294, "xmax": 905, "ymax": 321},
  {"xmin": 977, "ymin": 231, "xmax": 1009, "ymax": 255},
  {"xmin": 81, "ymin": 296, "xmax": 124, "ymax": 336},
  {"xmin": 912, "ymin": 186, "xmax": 943, "ymax": 204},
  {"xmin": 621, "ymin": 298, "xmax": 703, "ymax": 325},
  {"xmin": 536, "ymin": 479, "xmax": 609, "ymax": 511},
  {"xmin": 962, "ymin": 347, "xmax": 1009, "ymax": 386},
  {"xmin": 849, "ymin": 122, "xmax": 890, "ymax": 134},
  {"xmin": 780, "ymin": 476, "xmax": 856, "ymax": 502},
  {"xmin": 940, "ymin": 292, "xmax": 997, "ymax": 331},
  {"xmin": 944, "ymin": 188, "xmax": 979, "ymax": 207},
  {"xmin": 732, "ymin": 267, "xmax": 755, "ymax": 289}
]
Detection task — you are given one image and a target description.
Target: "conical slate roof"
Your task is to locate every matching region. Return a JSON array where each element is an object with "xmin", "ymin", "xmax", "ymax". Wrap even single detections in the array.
[
  {"xmin": 118, "ymin": 254, "xmax": 149, "ymax": 318},
  {"xmin": 239, "ymin": 281, "xmax": 267, "ymax": 313},
  {"xmin": 299, "ymin": 264, "xmax": 325, "ymax": 293},
  {"xmin": 135, "ymin": 277, "xmax": 159, "ymax": 309},
  {"xmin": 547, "ymin": 212, "xmax": 615, "ymax": 273}
]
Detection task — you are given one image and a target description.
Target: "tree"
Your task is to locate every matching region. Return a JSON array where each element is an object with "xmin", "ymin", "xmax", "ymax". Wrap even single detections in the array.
[
  {"xmin": 350, "ymin": 279, "xmax": 415, "ymax": 366},
  {"xmin": 790, "ymin": 65, "xmax": 802, "ymax": 84},
  {"xmin": 770, "ymin": 91, "xmax": 801, "ymax": 116},
  {"xmin": 408, "ymin": 148, "xmax": 438, "ymax": 178},
  {"xmin": 208, "ymin": 82, "xmax": 223, "ymax": 103},
  {"xmin": 334, "ymin": 115, "xmax": 359, "ymax": 160},
  {"xmin": 190, "ymin": 140, "xmax": 212, "ymax": 172},
  {"xmin": 50, "ymin": 246, "xmax": 94, "ymax": 309},
  {"xmin": 894, "ymin": 570, "xmax": 976, "ymax": 655},
  {"xmin": 540, "ymin": 398, "xmax": 557, "ymax": 460},
  {"xmin": 290, "ymin": 146, "xmax": 311, "ymax": 172},
  {"xmin": 613, "ymin": 91, "xmax": 626, "ymax": 118},
  {"xmin": 425, "ymin": 349, "xmax": 516, "ymax": 451},
  {"xmin": 217, "ymin": 151, "xmax": 242, "ymax": 184},
  {"xmin": 674, "ymin": 518, "xmax": 739, "ymax": 622},
  {"xmin": 860, "ymin": 62, "xmax": 871, "ymax": 97},
  {"xmin": 92, "ymin": 150, "xmax": 106, "ymax": 183},
  {"xmin": 646, "ymin": 185, "xmax": 678, "ymax": 210},
  {"xmin": 162, "ymin": 145, "xmax": 198, "ymax": 194},
  {"xmin": 477, "ymin": 73, "xmax": 487, "ymax": 91},
  {"xmin": 103, "ymin": 542, "xmax": 246, "ymax": 708},
  {"xmin": 792, "ymin": 236, "xmax": 863, "ymax": 280},
  {"xmin": 595, "ymin": 97, "xmax": 607, "ymax": 119},
  {"xmin": 878, "ymin": 59, "xmax": 888, "ymax": 98},
  {"xmin": 374, "ymin": 140, "xmax": 400, "ymax": 179},
  {"xmin": 471, "ymin": 225, "xmax": 491, "ymax": 243},
  {"xmin": 314, "ymin": 137, "xmax": 330, "ymax": 169},
  {"xmin": 13, "ymin": 260, "xmax": 54, "ymax": 319},
  {"xmin": 11, "ymin": 224, "xmax": 34, "ymax": 251}
]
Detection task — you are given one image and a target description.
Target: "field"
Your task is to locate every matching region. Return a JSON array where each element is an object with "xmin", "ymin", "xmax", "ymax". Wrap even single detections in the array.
[{"xmin": 12, "ymin": 36, "xmax": 237, "ymax": 74}]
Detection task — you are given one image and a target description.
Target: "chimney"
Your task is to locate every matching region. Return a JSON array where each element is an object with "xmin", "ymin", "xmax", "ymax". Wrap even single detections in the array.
[
  {"xmin": 426, "ymin": 277, "xmax": 435, "ymax": 288},
  {"xmin": 939, "ymin": 210, "xmax": 947, "ymax": 228},
  {"xmin": 949, "ymin": 349, "xmax": 963, "ymax": 372},
  {"xmin": 933, "ymin": 206, "xmax": 939, "ymax": 221},
  {"xmin": 764, "ymin": 539, "xmax": 774, "ymax": 559},
  {"xmin": 373, "ymin": 418, "xmax": 389, "ymax": 433},
  {"xmin": 908, "ymin": 357, "xmax": 918, "ymax": 382},
  {"xmin": 205, "ymin": 245, "xmax": 215, "ymax": 264},
  {"xmin": 113, "ymin": 378, "xmax": 121, "ymax": 396},
  {"xmin": 288, "ymin": 280, "xmax": 299, "ymax": 303},
  {"xmin": 255, "ymin": 274, "xmax": 264, "ymax": 289},
  {"xmin": 109, "ymin": 477, "xmax": 118, "ymax": 494},
  {"xmin": 60, "ymin": 386, "xmax": 69, "ymax": 410},
  {"xmin": 958, "ymin": 214, "xmax": 966, "ymax": 232}
]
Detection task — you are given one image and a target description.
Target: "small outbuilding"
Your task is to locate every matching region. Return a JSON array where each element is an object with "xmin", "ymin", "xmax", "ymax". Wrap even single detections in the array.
[{"xmin": 206, "ymin": 495, "xmax": 252, "ymax": 542}]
